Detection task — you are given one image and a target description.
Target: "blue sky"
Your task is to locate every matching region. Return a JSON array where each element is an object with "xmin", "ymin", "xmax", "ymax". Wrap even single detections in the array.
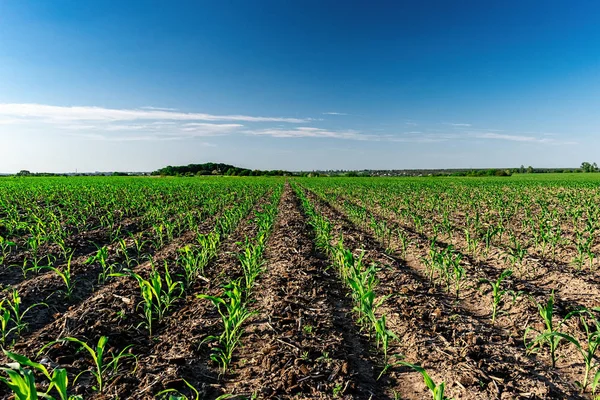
[{"xmin": 1, "ymin": 1, "xmax": 599, "ymax": 172}]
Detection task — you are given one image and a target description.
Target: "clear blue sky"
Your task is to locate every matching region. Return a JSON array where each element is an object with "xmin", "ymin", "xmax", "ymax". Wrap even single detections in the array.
[{"xmin": 1, "ymin": 1, "xmax": 599, "ymax": 172}]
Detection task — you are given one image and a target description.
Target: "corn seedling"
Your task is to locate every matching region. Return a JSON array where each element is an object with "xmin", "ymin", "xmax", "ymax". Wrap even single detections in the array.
[
  {"xmin": 40, "ymin": 252, "xmax": 76, "ymax": 299},
  {"xmin": 397, "ymin": 362, "xmax": 451, "ymax": 400},
  {"xmin": 0, "ymin": 289, "xmax": 47, "ymax": 345},
  {"xmin": 40, "ymin": 336, "xmax": 136, "ymax": 393},
  {"xmin": 238, "ymin": 239, "xmax": 265, "ymax": 292},
  {"xmin": 478, "ymin": 269, "xmax": 513, "ymax": 324},
  {"xmin": 156, "ymin": 379, "xmax": 200, "ymax": 400},
  {"xmin": 177, "ymin": 245, "xmax": 209, "ymax": 289},
  {"xmin": 0, "ymin": 349, "xmax": 83, "ymax": 400},
  {"xmin": 534, "ymin": 308, "xmax": 600, "ymax": 392},
  {"xmin": 113, "ymin": 262, "xmax": 183, "ymax": 336},
  {"xmin": 129, "ymin": 232, "xmax": 149, "ymax": 257},
  {"xmin": 396, "ymin": 229, "xmax": 409, "ymax": 259},
  {"xmin": 0, "ymin": 235, "xmax": 16, "ymax": 262},
  {"xmin": 117, "ymin": 238, "xmax": 135, "ymax": 268},
  {"xmin": 524, "ymin": 291, "xmax": 567, "ymax": 368},
  {"xmin": 198, "ymin": 280, "xmax": 254, "ymax": 374},
  {"xmin": 86, "ymin": 245, "xmax": 116, "ymax": 284}
]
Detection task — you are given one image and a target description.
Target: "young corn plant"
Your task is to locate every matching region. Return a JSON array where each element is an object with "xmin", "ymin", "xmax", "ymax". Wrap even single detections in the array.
[
  {"xmin": 196, "ymin": 231, "xmax": 220, "ymax": 258},
  {"xmin": 152, "ymin": 223, "xmax": 166, "ymax": 249},
  {"xmin": 397, "ymin": 362, "xmax": 452, "ymax": 400},
  {"xmin": 238, "ymin": 239, "xmax": 265, "ymax": 292},
  {"xmin": 0, "ymin": 289, "xmax": 47, "ymax": 345},
  {"xmin": 117, "ymin": 238, "xmax": 135, "ymax": 269},
  {"xmin": 40, "ymin": 336, "xmax": 136, "ymax": 393},
  {"xmin": 396, "ymin": 229, "xmax": 410, "ymax": 259},
  {"xmin": 40, "ymin": 252, "xmax": 76, "ymax": 300},
  {"xmin": 0, "ymin": 350, "xmax": 83, "ymax": 400},
  {"xmin": 524, "ymin": 291, "xmax": 567, "ymax": 368},
  {"xmin": 198, "ymin": 280, "xmax": 254, "ymax": 375},
  {"xmin": 0, "ymin": 235, "xmax": 16, "ymax": 264},
  {"xmin": 13, "ymin": 257, "xmax": 44, "ymax": 280},
  {"xmin": 464, "ymin": 228, "xmax": 479, "ymax": 257},
  {"xmin": 156, "ymin": 379, "xmax": 200, "ymax": 400},
  {"xmin": 129, "ymin": 232, "xmax": 149, "ymax": 258},
  {"xmin": 113, "ymin": 262, "xmax": 183, "ymax": 337},
  {"xmin": 478, "ymin": 269, "xmax": 513, "ymax": 324},
  {"xmin": 506, "ymin": 237, "xmax": 527, "ymax": 274},
  {"xmin": 535, "ymin": 308, "xmax": 600, "ymax": 393},
  {"xmin": 177, "ymin": 245, "xmax": 209, "ymax": 289},
  {"xmin": 370, "ymin": 217, "xmax": 393, "ymax": 254},
  {"xmin": 54, "ymin": 237, "xmax": 72, "ymax": 262},
  {"xmin": 85, "ymin": 245, "xmax": 116, "ymax": 284}
]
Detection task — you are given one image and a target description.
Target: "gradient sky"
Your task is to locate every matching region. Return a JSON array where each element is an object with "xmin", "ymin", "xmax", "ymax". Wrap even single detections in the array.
[{"xmin": 1, "ymin": 1, "xmax": 599, "ymax": 173}]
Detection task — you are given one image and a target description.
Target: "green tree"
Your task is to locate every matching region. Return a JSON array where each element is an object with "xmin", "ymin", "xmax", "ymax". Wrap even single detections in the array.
[{"xmin": 580, "ymin": 162, "xmax": 597, "ymax": 172}]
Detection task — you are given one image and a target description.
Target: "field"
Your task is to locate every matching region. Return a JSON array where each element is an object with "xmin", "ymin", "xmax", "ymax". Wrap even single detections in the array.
[{"xmin": 1, "ymin": 174, "xmax": 600, "ymax": 399}]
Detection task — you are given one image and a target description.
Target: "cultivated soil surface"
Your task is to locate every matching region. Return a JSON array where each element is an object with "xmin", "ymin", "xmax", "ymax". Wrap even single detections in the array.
[{"xmin": 1, "ymin": 182, "xmax": 597, "ymax": 399}]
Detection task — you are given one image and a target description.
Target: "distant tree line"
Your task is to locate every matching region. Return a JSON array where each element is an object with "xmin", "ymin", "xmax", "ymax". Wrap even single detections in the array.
[{"xmin": 152, "ymin": 163, "xmax": 290, "ymax": 177}]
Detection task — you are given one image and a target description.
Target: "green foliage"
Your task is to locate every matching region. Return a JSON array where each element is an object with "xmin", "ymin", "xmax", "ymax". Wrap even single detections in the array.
[
  {"xmin": 524, "ymin": 291, "xmax": 567, "ymax": 368},
  {"xmin": 198, "ymin": 280, "xmax": 254, "ymax": 374},
  {"xmin": 0, "ymin": 350, "xmax": 83, "ymax": 400},
  {"xmin": 153, "ymin": 163, "xmax": 290, "ymax": 177},
  {"xmin": 478, "ymin": 269, "xmax": 513, "ymax": 323},
  {"xmin": 0, "ymin": 289, "xmax": 46, "ymax": 345},
  {"xmin": 40, "ymin": 252, "xmax": 76, "ymax": 299},
  {"xmin": 113, "ymin": 262, "xmax": 184, "ymax": 337},
  {"xmin": 397, "ymin": 362, "xmax": 452, "ymax": 400},
  {"xmin": 40, "ymin": 336, "xmax": 136, "ymax": 393}
]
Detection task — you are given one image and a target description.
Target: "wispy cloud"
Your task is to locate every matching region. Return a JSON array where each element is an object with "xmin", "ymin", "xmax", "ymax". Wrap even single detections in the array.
[
  {"xmin": 386, "ymin": 132, "xmax": 463, "ymax": 143},
  {"xmin": 472, "ymin": 132, "xmax": 577, "ymax": 145},
  {"xmin": 74, "ymin": 132, "xmax": 217, "ymax": 146},
  {"xmin": 59, "ymin": 121, "xmax": 240, "ymax": 136},
  {"xmin": 179, "ymin": 123, "xmax": 243, "ymax": 134},
  {"xmin": 0, "ymin": 103, "xmax": 309, "ymax": 123},
  {"xmin": 446, "ymin": 122, "xmax": 472, "ymax": 127},
  {"xmin": 245, "ymin": 126, "xmax": 372, "ymax": 140},
  {"xmin": 0, "ymin": 103, "xmax": 577, "ymax": 146},
  {"xmin": 140, "ymin": 106, "xmax": 178, "ymax": 111}
]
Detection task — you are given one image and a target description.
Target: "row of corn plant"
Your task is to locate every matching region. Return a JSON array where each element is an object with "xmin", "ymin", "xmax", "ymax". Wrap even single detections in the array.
[
  {"xmin": 199, "ymin": 185, "xmax": 282, "ymax": 376},
  {"xmin": 293, "ymin": 183, "xmax": 451, "ymax": 399},
  {"xmin": 293, "ymin": 186, "xmax": 400, "ymax": 374}
]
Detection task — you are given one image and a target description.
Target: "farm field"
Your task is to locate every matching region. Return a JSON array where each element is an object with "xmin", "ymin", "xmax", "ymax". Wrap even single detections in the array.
[{"xmin": 0, "ymin": 175, "xmax": 600, "ymax": 399}]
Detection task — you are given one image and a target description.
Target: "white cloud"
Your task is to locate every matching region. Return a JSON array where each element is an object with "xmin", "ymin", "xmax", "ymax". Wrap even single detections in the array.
[
  {"xmin": 446, "ymin": 122, "xmax": 472, "ymax": 127},
  {"xmin": 0, "ymin": 103, "xmax": 308, "ymax": 123},
  {"xmin": 322, "ymin": 112, "xmax": 349, "ymax": 116},
  {"xmin": 245, "ymin": 126, "xmax": 372, "ymax": 140},
  {"xmin": 475, "ymin": 132, "xmax": 537, "ymax": 142},
  {"xmin": 473, "ymin": 132, "xmax": 577, "ymax": 145},
  {"xmin": 140, "ymin": 106, "xmax": 178, "ymax": 111}
]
